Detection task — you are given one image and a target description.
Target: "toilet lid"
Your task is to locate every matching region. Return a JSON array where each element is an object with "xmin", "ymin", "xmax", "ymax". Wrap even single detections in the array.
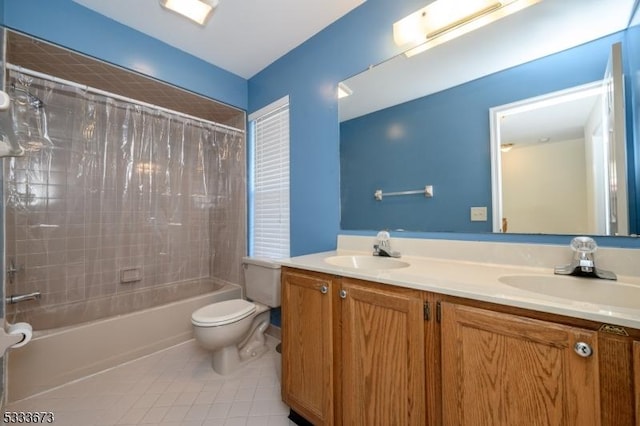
[{"xmin": 191, "ymin": 299, "xmax": 256, "ymax": 327}]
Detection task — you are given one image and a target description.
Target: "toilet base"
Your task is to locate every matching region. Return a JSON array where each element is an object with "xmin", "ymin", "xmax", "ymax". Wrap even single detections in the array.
[
  {"xmin": 210, "ymin": 310, "xmax": 270, "ymax": 375},
  {"xmin": 211, "ymin": 341, "xmax": 270, "ymax": 375}
]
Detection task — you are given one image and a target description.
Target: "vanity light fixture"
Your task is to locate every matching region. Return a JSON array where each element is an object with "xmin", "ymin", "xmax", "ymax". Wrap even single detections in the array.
[
  {"xmin": 394, "ymin": 0, "xmax": 541, "ymax": 57},
  {"xmin": 160, "ymin": 0, "xmax": 219, "ymax": 25},
  {"xmin": 338, "ymin": 82, "xmax": 353, "ymax": 99}
]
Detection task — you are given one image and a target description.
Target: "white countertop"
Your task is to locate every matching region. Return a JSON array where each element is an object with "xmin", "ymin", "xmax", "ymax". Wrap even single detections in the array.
[{"xmin": 279, "ymin": 248, "xmax": 640, "ymax": 329}]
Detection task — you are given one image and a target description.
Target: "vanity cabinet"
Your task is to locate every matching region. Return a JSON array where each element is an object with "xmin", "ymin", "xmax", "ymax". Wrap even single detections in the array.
[
  {"xmin": 281, "ymin": 267, "xmax": 640, "ymax": 426},
  {"xmin": 440, "ymin": 302, "xmax": 600, "ymax": 425},
  {"xmin": 437, "ymin": 298, "xmax": 640, "ymax": 426},
  {"xmin": 281, "ymin": 269, "xmax": 337, "ymax": 425},
  {"xmin": 281, "ymin": 268, "xmax": 426, "ymax": 426},
  {"xmin": 634, "ymin": 341, "xmax": 640, "ymax": 425},
  {"xmin": 340, "ymin": 278, "xmax": 426, "ymax": 425}
]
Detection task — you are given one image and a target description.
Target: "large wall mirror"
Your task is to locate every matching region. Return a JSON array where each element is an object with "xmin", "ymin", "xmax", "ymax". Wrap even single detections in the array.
[{"xmin": 339, "ymin": 0, "xmax": 638, "ymax": 236}]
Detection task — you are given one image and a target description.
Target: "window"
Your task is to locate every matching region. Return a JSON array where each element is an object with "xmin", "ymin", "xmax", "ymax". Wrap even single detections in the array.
[{"xmin": 248, "ymin": 96, "xmax": 290, "ymax": 258}]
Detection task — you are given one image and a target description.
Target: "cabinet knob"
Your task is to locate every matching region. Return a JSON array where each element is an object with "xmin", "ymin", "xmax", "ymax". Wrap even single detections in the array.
[
  {"xmin": 320, "ymin": 285, "xmax": 328, "ymax": 294},
  {"xmin": 574, "ymin": 341, "xmax": 593, "ymax": 358},
  {"xmin": 339, "ymin": 289, "xmax": 347, "ymax": 299}
]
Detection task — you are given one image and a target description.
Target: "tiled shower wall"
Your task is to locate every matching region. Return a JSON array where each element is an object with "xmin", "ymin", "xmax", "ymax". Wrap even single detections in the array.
[{"xmin": 4, "ymin": 70, "xmax": 246, "ymax": 326}]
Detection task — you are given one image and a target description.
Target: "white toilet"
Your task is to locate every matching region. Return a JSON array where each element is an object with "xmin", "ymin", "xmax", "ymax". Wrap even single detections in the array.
[{"xmin": 191, "ymin": 256, "xmax": 281, "ymax": 375}]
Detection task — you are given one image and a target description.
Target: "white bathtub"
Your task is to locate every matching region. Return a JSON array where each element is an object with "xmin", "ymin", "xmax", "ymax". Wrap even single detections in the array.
[{"xmin": 7, "ymin": 282, "xmax": 241, "ymax": 402}]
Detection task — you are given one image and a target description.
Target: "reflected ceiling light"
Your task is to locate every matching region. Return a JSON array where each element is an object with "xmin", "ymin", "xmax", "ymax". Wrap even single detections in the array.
[
  {"xmin": 394, "ymin": 0, "xmax": 541, "ymax": 57},
  {"xmin": 500, "ymin": 85, "xmax": 602, "ymax": 117},
  {"xmin": 160, "ymin": 0, "xmax": 219, "ymax": 25},
  {"xmin": 338, "ymin": 82, "xmax": 353, "ymax": 99},
  {"xmin": 500, "ymin": 143, "xmax": 514, "ymax": 152}
]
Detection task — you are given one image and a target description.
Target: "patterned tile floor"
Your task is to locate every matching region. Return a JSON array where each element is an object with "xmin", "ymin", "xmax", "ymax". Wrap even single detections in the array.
[{"xmin": 4, "ymin": 337, "xmax": 293, "ymax": 425}]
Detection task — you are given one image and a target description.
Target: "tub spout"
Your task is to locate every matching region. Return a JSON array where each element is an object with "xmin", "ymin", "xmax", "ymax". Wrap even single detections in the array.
[{"xmin": 7, "ymin": 291, "xmax": 41, "ymax": 304}]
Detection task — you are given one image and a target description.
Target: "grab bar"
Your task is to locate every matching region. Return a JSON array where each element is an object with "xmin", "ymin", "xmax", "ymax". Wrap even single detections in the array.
[
  {"xmin": 6, "ymin": 292, "xmax": 41, "ymax": 305},
  {"xmin": 374, "ymin": 185, "xmax": 434, "ymax": 201}
]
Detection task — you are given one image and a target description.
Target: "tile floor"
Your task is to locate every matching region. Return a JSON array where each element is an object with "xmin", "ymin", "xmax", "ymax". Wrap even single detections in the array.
[{"xmin": 4, "ymin": 337, "xmax": 295, "ymax": 426}]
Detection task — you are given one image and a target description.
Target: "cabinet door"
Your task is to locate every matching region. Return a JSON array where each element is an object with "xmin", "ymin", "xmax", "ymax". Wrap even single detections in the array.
[
  {"xmin": 281, "ymin": 270, "xmax": 335, "ymax": 426},
  {"xmin": 634, "ymin": 341, "xmax": 640, "ymax": 426},
  {"xmin": 441, "ymin": 302, "xmax": 600, "ymax": 426},
  {"xmin": 341, "ymin": 280, "xmax": 426, "ymax": 426}
]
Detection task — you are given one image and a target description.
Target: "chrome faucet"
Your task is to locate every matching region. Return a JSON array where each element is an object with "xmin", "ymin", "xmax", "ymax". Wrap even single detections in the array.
[
  {"xmin": 6, "ymin": 291, "xmax": 41, "ymax": 305},
  {"xmin": 373, "ymin": 231, "xmax": 401, "ymax": 258},
  {"xmin": 554, "ymin": 236, "xmax": 616, "ymax": 280}
]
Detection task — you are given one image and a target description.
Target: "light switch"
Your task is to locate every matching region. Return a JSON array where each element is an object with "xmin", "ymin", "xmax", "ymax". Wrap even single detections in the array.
[{"xmin": 470, "ymin": 206, "xmax": 487, "ymax": 222}]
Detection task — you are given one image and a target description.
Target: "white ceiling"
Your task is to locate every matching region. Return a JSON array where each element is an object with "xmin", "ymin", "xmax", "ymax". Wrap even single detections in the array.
[
  {"xmin": 72, "ymin": 0, "xmax": 366, "ymax": 79},
  {"xmin": 500, "ymin": 89, "xmax": 601, "ymax": 147}
]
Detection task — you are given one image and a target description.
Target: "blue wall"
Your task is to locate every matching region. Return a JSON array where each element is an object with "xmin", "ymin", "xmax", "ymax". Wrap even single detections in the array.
[
  {"xmin": 340, "ymin": 32, "xmax": 627, "ymax": 233},
  {"xmin": 250, "ymin": 0, "xmax": 640, "ymax": 250},
  {"xmin": 248, "ymin": 0, "xmax": 429, "ymax": 256},
  {"xmin": 2, "ymin": 0, "xmax": 247, "ymax": 110}
]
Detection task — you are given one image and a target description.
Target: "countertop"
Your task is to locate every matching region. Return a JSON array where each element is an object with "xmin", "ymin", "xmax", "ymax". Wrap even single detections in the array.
[{"xmin": 279, "ymin": 249, "xmax": 640, "ymax": 329}]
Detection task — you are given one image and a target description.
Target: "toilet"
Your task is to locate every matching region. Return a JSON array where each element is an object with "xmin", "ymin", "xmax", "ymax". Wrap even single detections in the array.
[{"xmin": 191, "ymin": 256, "xmax": 281, "ymax": 375}]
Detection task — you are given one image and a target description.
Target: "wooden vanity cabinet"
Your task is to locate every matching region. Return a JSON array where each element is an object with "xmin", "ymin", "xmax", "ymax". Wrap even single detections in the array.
[
  {"xmin": 437, "ymin": 297, "xmax": 640, "ymax": 426},
  {"xmin": 598, "ymin": 332, "xmax": 636, "ymax": 424},
  {"xmin": 281, "ymin": 268, "xmax": 427, "ymax": 426},
  {"xmin": 439, "ymin": 302, "xmax": 600, "ymax": 426},
  {"xmin": 340, "ymin": 278, "xmax": 426, "ymax": 426},
  {"xmin": 281, "ymin": 268, "xmax": 337, "ymax": 425},
  {"xmin": 634, "ymin": 341, "xmax": 640, "ymax": 425},
  {"xmin": 282, "ymin": 267, "xmax": 640, "ymax": 426}
]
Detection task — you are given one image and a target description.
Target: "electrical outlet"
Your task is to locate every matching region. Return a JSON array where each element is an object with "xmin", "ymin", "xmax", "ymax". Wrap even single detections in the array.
[{"xmin": 470, "ymin": 206, "xmax": 487, "ymax": 222}]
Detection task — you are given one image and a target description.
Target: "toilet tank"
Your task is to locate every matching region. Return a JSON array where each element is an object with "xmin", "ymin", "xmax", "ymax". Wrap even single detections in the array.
[{"xmin": 242, "ymin": 256, "xmax": 281, "ymax": 307}]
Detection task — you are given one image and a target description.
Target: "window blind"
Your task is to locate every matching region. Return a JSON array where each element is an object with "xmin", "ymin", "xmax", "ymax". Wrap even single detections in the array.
[{"xmin": 250, "ymin": 99, "xmax": 290, "ymax": 259}]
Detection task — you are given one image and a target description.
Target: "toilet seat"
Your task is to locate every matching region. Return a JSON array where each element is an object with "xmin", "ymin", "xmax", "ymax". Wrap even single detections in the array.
[{"xmin": 191, "ymin": 299, "xmax": 256, "ymax": 327}]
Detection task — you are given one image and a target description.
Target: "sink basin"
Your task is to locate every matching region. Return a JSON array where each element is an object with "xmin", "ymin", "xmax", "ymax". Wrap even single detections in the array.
[
  {"xmin": 324, "ymin": 255, "xmax": 410, "ymax": 270},
  {"xmin": 499, "ymin": 274, "xmax": 640, "ymax": 309}
]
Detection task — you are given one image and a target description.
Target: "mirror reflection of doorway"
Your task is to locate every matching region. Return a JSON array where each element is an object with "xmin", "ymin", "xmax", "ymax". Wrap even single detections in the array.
[
  {"xmin": 490, "ymin": 43, "xmax": 627, "ymax": 236},
  {"xmin": 496, "ymin": 82, "xmax": 605, "ymax": 235}
]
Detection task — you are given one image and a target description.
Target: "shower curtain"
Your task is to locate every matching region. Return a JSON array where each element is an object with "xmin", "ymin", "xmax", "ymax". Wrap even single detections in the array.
[{"xmin": 4, "ymin": 69, "xmax": 246, "ymax": 322}]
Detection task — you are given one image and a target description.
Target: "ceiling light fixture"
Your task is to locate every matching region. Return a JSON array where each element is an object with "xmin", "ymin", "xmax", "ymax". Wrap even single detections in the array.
[
  {"xmin": 160, "ymin": 0, "xmax": 219, "ymax": 26},
  {"xmin": 393, "ymin": 0, "xmax": 541, "ymax": 57},
  {"xmin": 500, "ymin": 143, "xmax": 514, "ymax": 152}
]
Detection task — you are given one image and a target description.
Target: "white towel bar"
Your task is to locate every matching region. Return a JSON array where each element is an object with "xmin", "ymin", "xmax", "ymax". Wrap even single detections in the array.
[{"xmin": 374, "ymin": 185, "xmax": 433, "ymax": 201}]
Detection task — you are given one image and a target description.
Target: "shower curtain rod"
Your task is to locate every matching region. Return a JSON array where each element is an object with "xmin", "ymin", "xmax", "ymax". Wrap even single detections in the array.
[{"xmin": 6, "ymin": 63, "xmax": 245, "ymax": 134}]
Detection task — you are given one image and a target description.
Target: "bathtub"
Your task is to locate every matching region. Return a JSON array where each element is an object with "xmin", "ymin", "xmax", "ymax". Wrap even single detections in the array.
[{"xmin": 6, "ymin": 279, "xmax": 241, "ymax": 402}]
